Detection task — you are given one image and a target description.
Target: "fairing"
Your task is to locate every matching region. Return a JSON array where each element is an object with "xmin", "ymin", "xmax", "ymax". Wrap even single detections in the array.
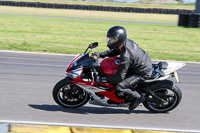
[
  {"xmin": 69, "ymin": 52, "xmax": 94, "ymax": 70},
  {"xmin": 66, "ymin": 54, "xmax": 82, "ymax": 72},
  {"xmin": 162, "ymin": 62, "xmax": 185, "ymax": 75}
]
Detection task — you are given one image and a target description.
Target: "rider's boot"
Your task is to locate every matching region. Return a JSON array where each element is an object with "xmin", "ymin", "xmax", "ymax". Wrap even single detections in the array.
[
  {"xmin": 129, "ymin": 93, "xmax": 145, "ymax": 110},
  {"xmin": 122, "ymin": 89, "xmax": 145, "ymax": 110}
]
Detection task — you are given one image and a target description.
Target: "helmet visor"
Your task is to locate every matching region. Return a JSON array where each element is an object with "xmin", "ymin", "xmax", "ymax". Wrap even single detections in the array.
[{"xmin": 107, "ymin": 37, "xmax": 118, "ymax": 45}]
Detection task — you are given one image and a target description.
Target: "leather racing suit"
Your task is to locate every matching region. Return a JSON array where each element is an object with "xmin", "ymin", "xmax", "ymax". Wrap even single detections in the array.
[{"xmin": 99, "ymin": 39, "xmax": 153, "ymax": 109}]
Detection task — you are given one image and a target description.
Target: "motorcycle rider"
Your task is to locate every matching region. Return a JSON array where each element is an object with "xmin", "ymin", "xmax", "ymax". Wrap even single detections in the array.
[{"xmin": 93, "ymin": 26, "xmax": 153, "ymax": 110}]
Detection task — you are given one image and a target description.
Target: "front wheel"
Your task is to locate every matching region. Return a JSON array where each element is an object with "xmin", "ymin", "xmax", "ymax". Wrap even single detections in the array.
[
  {"xmin": 52, "ymin": 78, "xmax": 90, "ymax": 108},
  {"xmin": 143, "ymin": 86, "xmax": 182, "ymax": 113}
]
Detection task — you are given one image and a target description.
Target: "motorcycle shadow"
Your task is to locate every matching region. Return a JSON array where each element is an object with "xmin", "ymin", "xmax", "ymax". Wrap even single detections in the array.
[{"xmin": 28, "ymin": 104, "xmax": 156, "ymax": 114}]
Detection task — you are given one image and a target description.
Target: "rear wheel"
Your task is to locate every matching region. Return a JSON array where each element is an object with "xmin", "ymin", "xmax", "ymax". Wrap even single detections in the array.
[
  {"xmin": 52, "ymin": 78, "xmax": 90, "ymax": 108},
  {"xmin": 143, "ymin": 86, "xmax": 182, "ymax": 113}
]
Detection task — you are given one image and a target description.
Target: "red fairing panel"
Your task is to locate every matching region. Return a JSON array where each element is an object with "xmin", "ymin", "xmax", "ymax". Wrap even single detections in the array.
[
  {"xmin": 98, "ymin": 91, "xmax": 125, "ymax": 103},
  {"xmin": 72, "ymin": 76, "xmax": 96, "ymax": 86},
  {"xmin": 73, "ymin": 77, "xmax": 124, "ymax": 103},
  {"xmin": 100, "ymin": 57, "xmax": 120, "ymax": 76},
  {"xmin": 66, "ymin": 54, "xmax": 82, "ymax": 72}
]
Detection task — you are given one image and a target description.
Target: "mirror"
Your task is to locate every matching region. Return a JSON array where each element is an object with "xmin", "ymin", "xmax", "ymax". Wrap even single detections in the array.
[{"xmin": 89, "ymin": 42, "xmax": 98, "ymax": 49}]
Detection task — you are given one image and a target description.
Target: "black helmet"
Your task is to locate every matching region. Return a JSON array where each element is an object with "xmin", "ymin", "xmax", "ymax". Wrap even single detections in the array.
[{"xmin": 107, "ymin": 26, "xmax": 127, "ymax": 49}]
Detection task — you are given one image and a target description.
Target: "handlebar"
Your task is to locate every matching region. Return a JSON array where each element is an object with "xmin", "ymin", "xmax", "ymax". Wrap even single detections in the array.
[{"xmin": 90, "ymin": 54, "xmax": 99, "ymax": 63}]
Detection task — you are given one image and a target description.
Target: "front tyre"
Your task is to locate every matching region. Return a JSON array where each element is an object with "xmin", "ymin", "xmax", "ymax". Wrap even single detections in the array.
[
  {"xmin": 143, "ymin": 86, "xmax": 182, "ymax": 113},
  {"xmin": 52, "ymin": 78, "xmax": 90, "ymax": 108}
]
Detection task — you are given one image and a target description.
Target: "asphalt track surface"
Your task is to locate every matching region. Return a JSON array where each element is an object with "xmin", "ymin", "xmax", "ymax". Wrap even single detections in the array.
[
  {"xmin": 0, "ymin": 51, "xmax": 200, "ymax": 132},
  {"xmin": 0, "ymin": 13, "xmax": 177, "ymax": 25}
]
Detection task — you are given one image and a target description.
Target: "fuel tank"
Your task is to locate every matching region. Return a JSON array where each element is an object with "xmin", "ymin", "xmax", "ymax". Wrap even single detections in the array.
[{"xmin": 100, "ymin": 57, "xmax": 120, "ymax": 76}]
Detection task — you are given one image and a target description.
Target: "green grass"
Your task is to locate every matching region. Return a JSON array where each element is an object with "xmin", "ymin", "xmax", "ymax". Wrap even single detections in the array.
[
  {"xmin": 5, "ymin": 0, "xmax": 195, "ymax": 10},
  {"xmin": 0, "ymin": 12, "xmax": 199, "ymax": 62},
  {"xmin": 0, "ymin": 6, "xmax": 179, "ymax": 23}
]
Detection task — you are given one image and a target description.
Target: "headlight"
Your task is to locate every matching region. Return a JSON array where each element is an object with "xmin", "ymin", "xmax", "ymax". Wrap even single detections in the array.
[
  {"xmin": 67, "ymin": 73, "xmax": 79, "ymax": 79},
  {"xmin": 67, "ymin": 67, "xmax": 83, "ymax": 79},
  {"xmin": 69, "ymin": 61, "xmax": 78, "ymax": 70}
]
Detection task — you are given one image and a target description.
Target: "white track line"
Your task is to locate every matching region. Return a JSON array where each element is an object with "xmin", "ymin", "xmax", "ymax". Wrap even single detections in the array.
[
  {"xmin": 0, "ymin": 120, "xmax": 199, "ymax": 133},
  {"xmin": 0, "ymin": 50, "xmax": 200, "ymax": 64},
  {"xmin": 0, "ymin": 50, "xmax": 75, "ymax": 56}
]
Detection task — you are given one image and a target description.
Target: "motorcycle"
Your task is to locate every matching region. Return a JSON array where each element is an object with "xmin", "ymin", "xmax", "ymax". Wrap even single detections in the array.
[{"xmin": 52, "ymin": 42, "xmax": 185, "ymax": 113}]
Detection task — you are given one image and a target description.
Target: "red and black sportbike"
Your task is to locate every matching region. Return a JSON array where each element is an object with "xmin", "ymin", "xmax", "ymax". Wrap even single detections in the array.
[{"xmin": 52, "ymin": 42, "xmax": 185, "ymax": 113}]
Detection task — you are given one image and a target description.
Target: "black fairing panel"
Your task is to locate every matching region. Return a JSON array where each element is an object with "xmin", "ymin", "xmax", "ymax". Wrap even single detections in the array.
[
  {"xmin": 75, "ymin": 52, "xmax": 94, "ymax": 67},
  {"xmin": 137, "ymin": 80, "xmax": 174, "ymax": 92},
  {"xmin": 147, "ymin": 80, "xmax": 174, "ymax": 90}
]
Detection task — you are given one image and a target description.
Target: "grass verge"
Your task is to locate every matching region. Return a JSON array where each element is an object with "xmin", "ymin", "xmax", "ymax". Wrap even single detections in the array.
[
  {"xmin": 0, "ymin": 7, "xmax": 199, "ymax": 62},
  {"xmin": 0, "ymin": 6, "xmax": 178, "ymax": 23}
]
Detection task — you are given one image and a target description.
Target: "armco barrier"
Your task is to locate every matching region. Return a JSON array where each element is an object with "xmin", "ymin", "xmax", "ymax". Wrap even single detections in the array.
[{"xmin": 0, "ymin": 1, "xmax": 194, "ymax": 15}]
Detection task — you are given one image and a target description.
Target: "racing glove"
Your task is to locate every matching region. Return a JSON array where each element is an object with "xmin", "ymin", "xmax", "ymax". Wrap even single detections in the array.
[
  {"xmin": 92, "ymin": 52, "xmax": 107, "ymax": 58},
  {"xmin": 92, "ymin": 52, "xmax": 101, "ymax": 58},
  {"xmin": 96, "ymin": 76, "xmax": 108, "ymax": 84}
]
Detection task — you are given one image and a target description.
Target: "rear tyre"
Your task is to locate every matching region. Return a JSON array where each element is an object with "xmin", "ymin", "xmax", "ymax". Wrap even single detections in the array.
[
  {"xmin": 52, "ymin": 78, "xmax": 90, "ymax": 108},
  {"xmin": 143, "ymin": 86, "xmax": 182, "ymax": 113}
]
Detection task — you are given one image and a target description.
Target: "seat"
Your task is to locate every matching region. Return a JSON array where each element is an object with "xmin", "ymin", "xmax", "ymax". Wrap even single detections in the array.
[
  {"xmin": 158, "ymin": 61, "xmax": 168, "ymax": 69},
  {"xmin": 148, "ymin": 69, "xmax": 160, "ymax": 79},
  {"xmin": 145, "ymin": 62, "xmax": 168, "ymax": 81}
]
